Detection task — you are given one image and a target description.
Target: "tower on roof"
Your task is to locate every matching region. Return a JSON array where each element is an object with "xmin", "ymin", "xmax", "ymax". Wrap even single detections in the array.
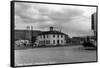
[{"xmin": 50, "ymin": 26, "xmax": 53, "ymax": 31}]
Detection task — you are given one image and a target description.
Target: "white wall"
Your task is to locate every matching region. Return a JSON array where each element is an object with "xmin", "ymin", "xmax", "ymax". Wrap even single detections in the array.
[
  {"xmin": 37, "ymin": 34, "xmax": 65, "ymax": 45},
  {"xmin": 0, "ymin": 0, "xmax": 99, "ymax": 68}
]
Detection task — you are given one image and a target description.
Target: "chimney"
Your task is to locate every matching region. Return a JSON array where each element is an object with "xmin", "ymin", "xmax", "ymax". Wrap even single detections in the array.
[{"xmin": 50, "ymin": 26, "xmax": 53, "ymax": 31}]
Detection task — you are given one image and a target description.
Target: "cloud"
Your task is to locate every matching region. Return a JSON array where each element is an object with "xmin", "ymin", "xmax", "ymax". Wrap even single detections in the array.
[
  {"xmin": 47, "ymin": 8, "xmax": 84, "ymax": 24},
  {"xmin": 15, "ymin": 2, "xmax": 96, "ymax": 37}
]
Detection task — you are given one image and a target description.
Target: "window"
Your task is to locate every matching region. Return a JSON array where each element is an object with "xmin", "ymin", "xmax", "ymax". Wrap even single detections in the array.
[
  {"xmin": 61, "ymin": 35, "xmax": 63, "ymax": 38},
  {"xmin": 39, "ymin": 41, "xmax": 40, "ymax": 44},
  {"xmin": 39, "ymin": 41, "xmax": 42, "ymax": 44},
  {"xmin": 47, "ymin": 35, "xmax": 48, "ymax": 38},
  {"xmin": 53, "ymin": 34, "xmax": 55, "ymax": 38},
  {"xmin": 43, "ymin": 35, "xmax": 45, "ymax": 38},
  {"xmin": 53, "ymin": 40, "xmax": 55, "ymax": 44},
  {"xmin": 40, "ymin": 35, "xmax": 42, "ymax": 38},
  {"xmin": 48, "ymin": 40, "xmax": 50, "ymax": 44},
  {"xmin": 57, "ymin": 35, "xmax": 59, "ymax": 38},
  {"xmin": 61, "ymin": 40, "xmax": 63, "ymax": 43},
  {"xmin": 57, "ymin": 40, "xmax": 59, "ymax": 44},
  {"xmin": 41, "ymin": 41, "xmax": 43, "ymax": 44},
  {"xmin": 46, "ymin": 40, "xmax": 48, "ymax": 44},
  {"xmin": 45, "ymin": 35, "xmax": 46, "ymax": 38},
  {"xmin": 44, "ymin": 40, "xmax": 45, "ymax": 44}
]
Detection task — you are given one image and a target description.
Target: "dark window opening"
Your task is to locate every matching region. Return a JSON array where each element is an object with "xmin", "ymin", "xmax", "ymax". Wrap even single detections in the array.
[
  {"xmin": 40, "ymin": 35, "xmax": 42, "ymax": 38},
  {"xmin": 43, "ymin": 35, "xmax": 45, "ymax": 38},
  {"xmin": 57, "ymin": 40, "xmax": 59, "ymax": 44},
  {"xmin": 48, "ymin": 40, "xmax": 50, "ymax": 44},
  {"xmin": 46, "ymin": 40, "xmax": 48, "ymax": 44},
  {"xmin": 53, "ymin": 40, "xmax": 55, "ymax": 44},
  {"xmin": 44, "ymin": 40, "xmax": 46, "ymax": 45},
  {"xmin": 61, "ymin": 35, "xmax": 63, "ymax": 38},
  {"xmin": 57, "ymin": 35, "xmax": 59, "ymax": 38},
  {"xmin": 61, "ymin": 40, "xmax": 63, "ymax": 43},
  {"xmin": 47, "ymin": 35, "xmax": 48, "ymax": 38},
  {"xmin": 53, "ymin": 34, "xmax": 55, "ymax": 38}
]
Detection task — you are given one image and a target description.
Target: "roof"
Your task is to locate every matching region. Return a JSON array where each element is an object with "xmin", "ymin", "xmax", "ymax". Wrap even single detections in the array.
[
  {"xmin": 38, "ymin": 31, "xmax": 67, "ymax": 35},
  {"xmin": 15, "ymin": 30, "xmax": 42, "ymax": 40}
]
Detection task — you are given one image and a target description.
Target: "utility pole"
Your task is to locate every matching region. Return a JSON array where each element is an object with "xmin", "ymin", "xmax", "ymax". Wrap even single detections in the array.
[
  {"xmin": 27, "ymin": 26, "xmax": 31, "ymax": 41},
  {"xmin": 31, "ymin": 26, "xmax": 33, "ymax": 47}
]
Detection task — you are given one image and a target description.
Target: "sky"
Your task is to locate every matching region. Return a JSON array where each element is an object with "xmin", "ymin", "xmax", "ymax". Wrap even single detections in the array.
[{"xmin": 14, "ymin": 2, "xmax": 96, "ymax": 37}]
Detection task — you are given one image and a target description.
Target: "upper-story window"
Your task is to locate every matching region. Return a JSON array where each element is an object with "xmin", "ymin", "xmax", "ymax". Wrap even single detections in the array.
[
  {"xmin": 45, "ymin": 35, "xmax": 46, "ymax": 38},
  {"xmin": 53, "ymin": 34, "xmax": 55, "ymax": 38},
  {"xmin": 43, "ymin": 35, "xmax": 45, "ymax": 38},
  {"xmin": 40, "ymin": 35, "xmax": 42, "ymax": 39},
  {"xmin": 47, "ymin": 34, "xmax": 48, "ymax": 38},
  {"xmin": 61, "ymin": 35, "xmax": 63, "ymax": 38},
  {"xmin": 57, "ymin": 35, "xmax": 59, "ymax": 38}
]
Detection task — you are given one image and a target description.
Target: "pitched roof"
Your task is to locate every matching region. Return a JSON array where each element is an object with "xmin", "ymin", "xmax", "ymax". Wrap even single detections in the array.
[{"xmin": 38, "ymin": 30, "xmax": 67, "ymax": 35}]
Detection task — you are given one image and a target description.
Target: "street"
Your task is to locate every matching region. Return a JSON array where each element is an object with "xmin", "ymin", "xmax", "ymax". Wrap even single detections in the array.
[{"xmin": 15, "ymin": 45, "xmax": 97, "ymax": 66}]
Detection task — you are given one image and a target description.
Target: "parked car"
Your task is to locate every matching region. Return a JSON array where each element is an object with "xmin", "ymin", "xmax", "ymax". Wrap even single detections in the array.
[
  {"xmin": 15, "ymin": 40, "xmax": 30, "ymax": 47},
  {"xmin": 82, "ymin": 37, "xmax": 97, "ymax": 50}
]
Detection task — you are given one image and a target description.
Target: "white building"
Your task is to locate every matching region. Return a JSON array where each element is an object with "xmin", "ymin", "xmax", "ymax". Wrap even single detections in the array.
[{"xmin": 36, "ymin": 27, "xmax": 67, "ymax": 46}]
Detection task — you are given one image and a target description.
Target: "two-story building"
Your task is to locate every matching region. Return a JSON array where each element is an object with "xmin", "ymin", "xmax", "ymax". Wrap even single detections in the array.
[{"xmin": 36, "ymin": 27, "xmax": 68, "ymax": 46}]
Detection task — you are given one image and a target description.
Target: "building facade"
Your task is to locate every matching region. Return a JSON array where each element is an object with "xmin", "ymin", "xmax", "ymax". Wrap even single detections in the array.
[
  {"xmin": 36, "ymin": 27, "xmax": 67, "ymax": 46},
  {"xmin": 91, "ymin": 12, "xmax": 97, "ymax": 40}
]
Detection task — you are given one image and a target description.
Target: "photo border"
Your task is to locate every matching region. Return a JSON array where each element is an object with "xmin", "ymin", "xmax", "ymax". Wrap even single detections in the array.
[{"xmin": 10, "ymin": 1, "xmax": 98, "ymax": 67}]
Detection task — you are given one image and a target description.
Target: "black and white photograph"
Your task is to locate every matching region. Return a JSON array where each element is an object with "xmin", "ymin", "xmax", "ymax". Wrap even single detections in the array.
[{"xmin": 11, "ymin": 1, "xmax": 97, "ymax": 67}]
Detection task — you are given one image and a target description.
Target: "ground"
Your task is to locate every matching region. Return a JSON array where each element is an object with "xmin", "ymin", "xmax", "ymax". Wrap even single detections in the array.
[{"xmin": 15, "ymin": 45, "xmax": 97, "ymax": 66}]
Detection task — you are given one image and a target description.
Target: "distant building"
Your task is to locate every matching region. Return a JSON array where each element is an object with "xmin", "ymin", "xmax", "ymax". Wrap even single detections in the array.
[
  {"xmin": 91, "ymin": 13, "xmax": 97, "ymax": 30},
  {"xmin": 91, "ymin": 12, "xmax": 97, "ymax": 40},
  {"xmin": 71, "ymin": 36, "xmax": 86, "ymax": 44},
  {"xmin": 36, "ymin": 27, "xmax": 69, "ymax": 46},
  {"xmin": 15, "ymin": 30, "xmax": 42, "ymax": 41}
]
